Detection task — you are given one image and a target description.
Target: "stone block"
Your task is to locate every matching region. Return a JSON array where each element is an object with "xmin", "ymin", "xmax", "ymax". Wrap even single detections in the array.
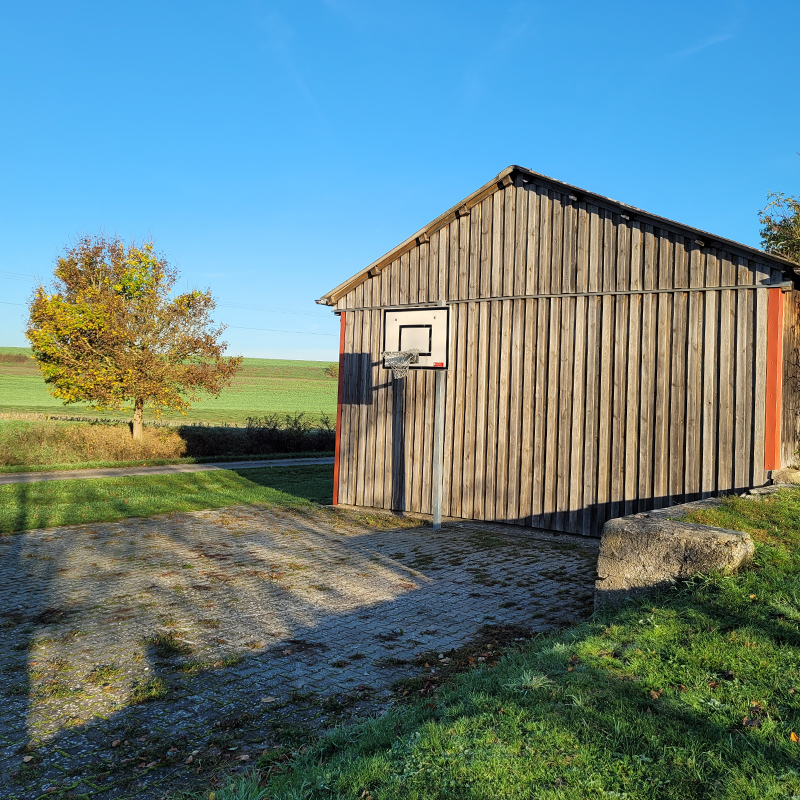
[
  {"xmin": 595, "ymin": 514, "xmax": 754, "ymax": 609},
  {"xmin": 770, "ymin": 468, "xmax": 800, "ymax": 485}
]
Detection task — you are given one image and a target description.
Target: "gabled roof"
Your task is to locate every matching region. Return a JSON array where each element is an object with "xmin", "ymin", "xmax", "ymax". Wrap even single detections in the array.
[{"xmin": 317, "ymin": 165, "xmax": 799, "ymax": 306}]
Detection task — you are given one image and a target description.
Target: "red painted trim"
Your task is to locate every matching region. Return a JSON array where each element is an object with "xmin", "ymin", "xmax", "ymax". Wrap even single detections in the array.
[
  {"xmin": 332, "ymin": 312, "xmax": 346, "ymax": 505},
  {"xmin": 765, "ymin": 288, "xmax": 784, "ymax": 470}
]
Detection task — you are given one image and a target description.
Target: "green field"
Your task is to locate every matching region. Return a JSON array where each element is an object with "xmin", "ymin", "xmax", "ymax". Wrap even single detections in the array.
[{"xmin": 0, "ymin": 347, "xmax": 338, "ymax": 425}]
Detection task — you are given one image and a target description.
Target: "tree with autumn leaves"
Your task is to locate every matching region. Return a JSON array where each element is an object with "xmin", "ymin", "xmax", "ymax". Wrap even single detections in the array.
[{"xmin": 26, "ymin": 235, "xmax": 242, "ymax": 439}]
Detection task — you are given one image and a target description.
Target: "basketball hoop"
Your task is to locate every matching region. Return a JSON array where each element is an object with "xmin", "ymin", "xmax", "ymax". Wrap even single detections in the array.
[{"xmin": 382, "ymin": 349, "xmax": 420, "ymax": 379}]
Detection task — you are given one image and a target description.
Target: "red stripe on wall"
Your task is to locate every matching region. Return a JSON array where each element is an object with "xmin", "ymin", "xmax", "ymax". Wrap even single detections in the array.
[
  {"xmin": 332, "ymin": 312, "xmax": 346, "ymax": 505},
  {"xmin": 764, "ymin": 288, "xmax": 784, "ymax": 471}
]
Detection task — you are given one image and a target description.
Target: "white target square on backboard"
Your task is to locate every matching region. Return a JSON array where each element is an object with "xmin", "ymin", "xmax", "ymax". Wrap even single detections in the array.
[{"xmin": 382, "ymin": 306, "xmax": 450, "ymax": 370}]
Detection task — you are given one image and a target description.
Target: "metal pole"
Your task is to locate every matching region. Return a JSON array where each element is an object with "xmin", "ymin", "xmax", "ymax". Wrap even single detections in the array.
[{"xmin": 432, "ymin": 368, "xmax": 445, "ymax": 531}]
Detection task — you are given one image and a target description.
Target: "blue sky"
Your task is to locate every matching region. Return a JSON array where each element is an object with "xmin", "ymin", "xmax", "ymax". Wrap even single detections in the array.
[{"xmin": 1, "ymin": 1, "xmax": 797, "ymax": 361}]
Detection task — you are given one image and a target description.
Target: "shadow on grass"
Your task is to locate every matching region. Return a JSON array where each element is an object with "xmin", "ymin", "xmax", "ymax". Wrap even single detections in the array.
[{"xmin": 229, "ymin": 466, "xmax": 333, "ymax": 505}]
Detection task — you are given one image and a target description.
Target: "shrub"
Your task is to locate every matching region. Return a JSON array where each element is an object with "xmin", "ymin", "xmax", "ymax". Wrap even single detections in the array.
[{"xmin": 0, "ymin": 414, "xmax": 336, "ymax": 467}]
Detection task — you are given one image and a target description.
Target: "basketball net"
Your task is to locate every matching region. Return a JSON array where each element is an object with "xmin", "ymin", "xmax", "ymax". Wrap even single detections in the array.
[{"xmin": 382, "ymin": 349, "xmax": 420, "ymax": 379}]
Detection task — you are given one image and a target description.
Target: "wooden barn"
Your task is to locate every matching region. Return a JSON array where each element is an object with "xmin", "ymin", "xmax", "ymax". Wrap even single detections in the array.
[{"xmin": 318, "ymin": 165, "xmax": 800, "ymax": 536}]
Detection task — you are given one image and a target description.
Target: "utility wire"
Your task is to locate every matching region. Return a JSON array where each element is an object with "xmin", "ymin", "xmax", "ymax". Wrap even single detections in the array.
[
  {"xmin": 227, "ymin": 325, "xmax": 337, "ymax": 337},
  {"xmin": 218, "ymin": 302, "xmax": 330, "ymax": 319},
  {"xmin": 0, "ymin": 271, "xmax": 37, "ymax": 282}
]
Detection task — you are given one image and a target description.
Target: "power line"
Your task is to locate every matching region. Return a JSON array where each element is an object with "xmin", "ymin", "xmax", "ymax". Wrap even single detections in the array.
[
  {"xmin": 0, "ymin": 271, "xmax": 37, "ymax": 282},
  {"xmin": 0, "ymin": 301, "xmax": 26, "ymax": 306},
  {"xmin": 227, "ymin": 325, "xmax": 337, "ymax": 337},
  {"xmin": 218, "ymin": 302, "xmax": 330, "ymax": 319}
]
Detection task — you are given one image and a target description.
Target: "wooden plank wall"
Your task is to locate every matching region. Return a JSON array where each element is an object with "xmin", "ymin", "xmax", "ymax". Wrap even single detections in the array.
[
  {"xmin": 336, "ymin": 176, "xmax": 783, "ymax": 535},
  {"xmin": 782, "ymin": 288, "xmax": 800, "ymax": 467}
]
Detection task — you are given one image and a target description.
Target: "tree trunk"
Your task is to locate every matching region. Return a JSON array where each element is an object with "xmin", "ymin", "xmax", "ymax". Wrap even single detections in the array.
[{"xmin": 132, "ymin": 398, "xmax": 144, "ymax": 441}]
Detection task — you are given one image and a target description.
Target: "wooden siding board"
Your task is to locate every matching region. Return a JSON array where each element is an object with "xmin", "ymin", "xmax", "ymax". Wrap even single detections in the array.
[
  {"xmin": 684, "ymin": 242, "xmax": 703, "ymax": 501},
  {"xmin": 428, "ymin": 229, "xmax": 439, "ymax": 304},
  {"xmin": 513, "ymin": 178, "xmax": 529, "ymax": 296},
  {"xmin": 484, "ymin": 300, "xmax": 502, "ymax": 519},
  {"xmin": 441, "ymin": 314, "xmax": 455, "ymax": 514},
  {"xmin": 543, "ymin": 297, "xmax": 561, "ymax": 527},
  {"xmin": 636, "ymin": 226, "xmax": 657, "ymax": 512},
  {"xmin": 479, "ymin": 196, "xmax": 493, "ymax": 300},
  {"xmin": 438, "ymin": 228, "xmax": 449, "ymax": 305},
  {"xmin": 525, "ymin": 184, "xmax": 540, "ymax": 294},
  {"xmin": 701, "ymin": 251, "xmax": 720, "ymax": 497},
  {"xmin": 568, "ymin": 205, "xmax": 590, "ymax": 532},
  {"xmin": 624, "ymin": 223, "xmax": 643, "ymax": 516},
  {"xmin": 495, "ymin": 300, "xmax": 513, "ymax": 520},
  {"xmin": 537, "ymin": 190, "xmax": 552, "ymax": 294},
  {"xmin": 531, "ymin": 297, "xmax": 549, "ymax": 526},
  {"xmin": 503, "ymin": 185, "xmax": 516, "ymax": 296},
  {"xmin": 735, "ymin": 256, "xmax": 753, "ymax": 489},
  {"xmin": 582, "ymin": 207, "xmax": 602, "ymax": 532},
  {"xmin": 458, "ymin": 214, "xmax": 469, "ymax": 302},
  {"xmin": 610, "ymin": 221, "xmax": 630, "ymax": 520},
  {"xmin": 507, "ymin": 298, "xmax": 525, "ymax": 521},
  {"xmin": 469, "ymin": 204, "xmax": 481, "ymax": 300},
  {"xmin": 491, "ymin": 191, "xmax": 504, "ymax": 296},
  {"xmin": 669, "ymin": 238, "xmax": 688, "ymax": 504},
  {"xmin": 473, "ymin": 301, "xmax": 491, "ymax": 519},
  {"xmin": 450, "ymin": 299, "xmax": 468, "ymax": 518},
  {"xmin": 411, "ymin": 371, "xmax": 426, "ymax": 513},
  {"xmin": 519, "ymin": 298, "xmax": 537, "ymax": 523},
  {"xmin": 409, "ymin": 248, "xmax": 419, "ymax": 305},
  {"xmin": 556, "ymin": 295, "xmax": 575, "ymax": 529},
  {"xmin": 550, "ymin": 193, "xmax": 564, "ymax": 295},
  {"xmin": 340, "ymin": 311, "xmax": 355, "ymax": 505},
  {"xmin": 653, "ymin": 234, "xmax": 673, "ymax": 509},
  {"xmin": 462, "ymin": 302, "xmax": 479, "ymax": 517},
  {"xmin": 717, "ymin": 254, "xmax": 736, "ymax": 491}
]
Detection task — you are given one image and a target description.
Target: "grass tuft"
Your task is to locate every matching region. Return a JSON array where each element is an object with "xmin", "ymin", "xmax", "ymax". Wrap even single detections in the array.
[
  {"xmin": 129, "ymin": 676, "xmax": 169, "ymax": 704},
  {"xmin": 86, "ymin": 664, "xmax": 122, "ymax": 684}
]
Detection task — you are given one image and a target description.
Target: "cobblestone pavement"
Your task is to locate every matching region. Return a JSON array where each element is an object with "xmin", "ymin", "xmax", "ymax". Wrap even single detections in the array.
[{"xmin": 0, "ymin": 505, "xmax": 598, "ymax": 799}]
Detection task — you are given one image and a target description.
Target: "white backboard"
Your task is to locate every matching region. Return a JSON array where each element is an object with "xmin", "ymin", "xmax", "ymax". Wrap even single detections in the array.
[{"xmin": 382, "ymin": 306, "xmax": 449, "ymax": 370}]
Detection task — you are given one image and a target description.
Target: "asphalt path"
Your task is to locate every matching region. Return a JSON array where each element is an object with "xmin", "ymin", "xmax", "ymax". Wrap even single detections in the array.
[{"xmin": 0, "ymin": 457, "xmax": 335, "ymax": 486}]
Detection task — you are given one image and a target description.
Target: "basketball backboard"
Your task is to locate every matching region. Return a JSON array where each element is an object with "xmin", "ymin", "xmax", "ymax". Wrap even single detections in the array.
[{"xmin": 382, "ymin": 306, "xmax": 449, "ymax": 370}]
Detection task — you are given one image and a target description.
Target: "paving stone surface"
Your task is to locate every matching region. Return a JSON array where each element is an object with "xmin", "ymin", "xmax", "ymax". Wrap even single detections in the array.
[{"xmin": 0, "ymin": 505, "xmax": 598, "ymax": 799}]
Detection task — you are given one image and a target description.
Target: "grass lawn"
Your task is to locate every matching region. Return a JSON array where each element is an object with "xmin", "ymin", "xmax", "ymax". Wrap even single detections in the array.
[
  {"xmin": 204, "ymin": 490, "xmax": 800, "ymax": 800},
  {"xmin": 0, "ymin": 464, "xmax": 333, "ymax": 533},
  {"xmin": 0, "ymin": 347, "xmax": 338, "ymax": 425}
]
